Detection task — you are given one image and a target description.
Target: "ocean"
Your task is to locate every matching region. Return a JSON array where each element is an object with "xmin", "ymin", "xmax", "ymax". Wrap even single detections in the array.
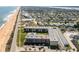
[{"xmin": 0, "ymin": 7, "xmax": 17, "ymax": 27}]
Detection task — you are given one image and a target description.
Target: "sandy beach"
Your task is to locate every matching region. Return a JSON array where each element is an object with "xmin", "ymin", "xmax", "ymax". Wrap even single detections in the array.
[{"xmin": 0, "ymin": 7, "xmax": 19, "ymax": 52}]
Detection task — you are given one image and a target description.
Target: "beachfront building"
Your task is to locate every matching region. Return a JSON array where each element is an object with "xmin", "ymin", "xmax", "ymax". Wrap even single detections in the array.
[
  {"xmin": 24, "ymin": 33, "xmax": 50, "ymax": 46},
  {"xmin": 24, "ymin": 27, "xmax": 69, "ymax": 49},
  {"xmin": 24, "ymin": 27, "xmax": 48, "ymax": 33}
]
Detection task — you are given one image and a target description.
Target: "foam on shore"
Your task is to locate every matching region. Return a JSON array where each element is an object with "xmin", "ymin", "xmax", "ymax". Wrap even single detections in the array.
[
  {"xmin": 3, "ymin": 9, "xmax": 17, "ymax": 21},
  {"xmin": 0, "ymin": 8, "xmax": 17, "ymax": 30}
]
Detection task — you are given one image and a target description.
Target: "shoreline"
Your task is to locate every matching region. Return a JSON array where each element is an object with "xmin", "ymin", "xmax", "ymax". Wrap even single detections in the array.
[
  {"xmin": 0, "ymin": 7, "xmax": 20, "ymax": 51},
  {"xmin": 0, "ymin": 9, "xmax": 18, "ymax": 30}
]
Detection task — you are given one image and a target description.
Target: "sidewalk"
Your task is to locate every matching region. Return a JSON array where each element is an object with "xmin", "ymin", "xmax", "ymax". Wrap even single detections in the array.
[{"xmin": 64, "ymin": 32, "xmax": 77, "ymax": 51}]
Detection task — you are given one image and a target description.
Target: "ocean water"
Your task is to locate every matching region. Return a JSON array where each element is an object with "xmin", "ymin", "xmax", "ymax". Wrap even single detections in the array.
[{"xmin": 0, "ymin": 7, "xmax": 17, "ymax": 27}]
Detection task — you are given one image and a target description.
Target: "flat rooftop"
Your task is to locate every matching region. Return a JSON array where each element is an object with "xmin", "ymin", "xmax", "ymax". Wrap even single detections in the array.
[
  {"xmin": 48, "ymin": 27, "xmax": 58, "ymax": 41},
  {"xmin": 24, "ymin": 26, "xmax": 49, "ymax": 29}
]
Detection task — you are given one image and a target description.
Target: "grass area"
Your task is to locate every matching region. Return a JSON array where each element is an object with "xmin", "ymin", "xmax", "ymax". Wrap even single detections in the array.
[
  {"xmin": 17, "ymin": 26, "xmax": 27, "ymax": 47},
  {"xmin": 77, "ymin": 40, "xmax": 79, "ymax": 45},
  {"xmin": 37, "ymin": 32, "xmax": 48, "ymax": 35},
  {"xmin": 65, "ymin": 45, "xmax": 71, "ymax": 51}
]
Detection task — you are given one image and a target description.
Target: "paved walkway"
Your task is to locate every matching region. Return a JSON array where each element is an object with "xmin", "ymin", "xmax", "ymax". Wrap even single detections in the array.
[{"xmin": 64, "ymin": 32, "xmax": 77, "ymax": 51}]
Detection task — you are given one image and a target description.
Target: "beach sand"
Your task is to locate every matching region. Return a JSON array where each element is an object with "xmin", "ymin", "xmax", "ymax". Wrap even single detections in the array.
[{"xmin": 0, "ymin": 8, "xmax": 19, "ymax": 52}]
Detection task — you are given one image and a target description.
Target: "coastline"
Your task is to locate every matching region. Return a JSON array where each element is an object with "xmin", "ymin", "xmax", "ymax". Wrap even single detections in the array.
[
  {"xmin": 0, "ymin": 9, "xmax": 17, "ymax": 30},
  {"xmin": 0, "ymin": 7, "xmax": 20, "ymax": 51}
]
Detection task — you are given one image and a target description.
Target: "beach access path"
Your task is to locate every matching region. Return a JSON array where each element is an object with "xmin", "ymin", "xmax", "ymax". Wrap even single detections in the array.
[{"xmin": 0, "ymin": 8, "xmax": 19, "ymax": 52}]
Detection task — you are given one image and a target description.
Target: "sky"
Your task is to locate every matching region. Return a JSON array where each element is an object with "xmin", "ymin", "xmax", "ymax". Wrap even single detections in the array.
[{"xmin": 0, "ymin": 0, "xmax": 79, "ymax": 6}]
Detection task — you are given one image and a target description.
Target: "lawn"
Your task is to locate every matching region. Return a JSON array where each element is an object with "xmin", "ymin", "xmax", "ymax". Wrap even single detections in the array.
[
  {"xmin": 65, "ymin": 45, "xmax": 71, "ymax": 51},
  {"xmin": 37, "ymin": 32, "xmax": 48, "ymax": 35},
  {"xmin": 77, "ymin": 40, "xmax": 79, "ymax": 45},
  {"xmin": 17, "ymin": 26, "xmax": 27, "ymax": 47}
]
